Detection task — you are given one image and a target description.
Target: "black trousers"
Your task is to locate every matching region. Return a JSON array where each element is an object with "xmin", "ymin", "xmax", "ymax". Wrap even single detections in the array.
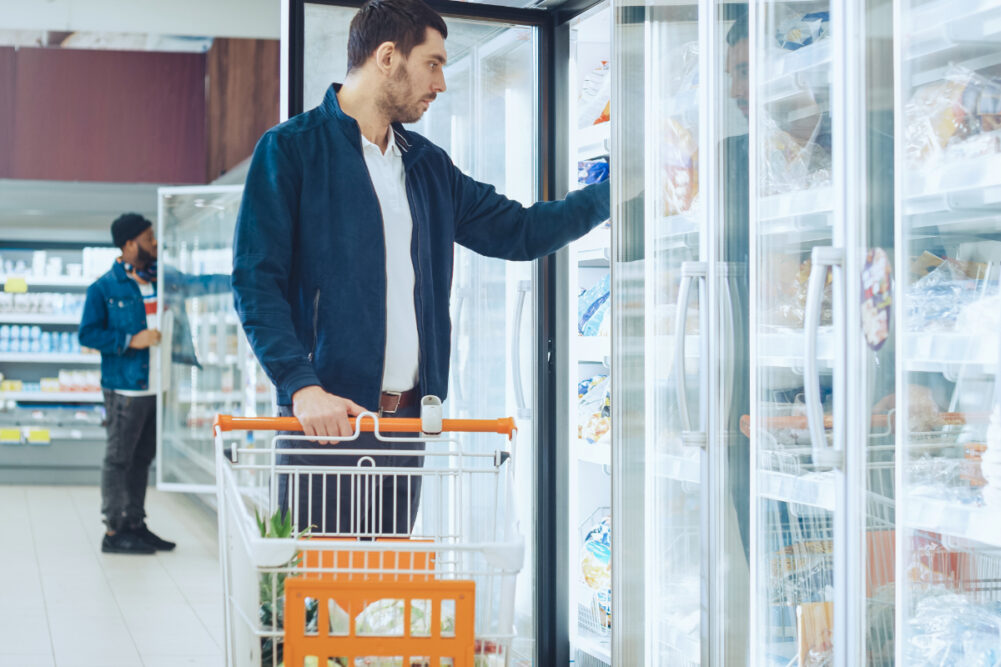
[
  {"xmin": 101, "ymin": 391, "xmax": 157, "ymax": 531},
  {"xmin": 275, "ymin": 404, "xmax": 425, "ymax": 536}
]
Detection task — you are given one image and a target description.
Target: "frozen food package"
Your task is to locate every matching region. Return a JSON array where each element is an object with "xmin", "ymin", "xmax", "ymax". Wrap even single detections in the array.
[
  {"xmin": 762, "ymin": 256, "xmax": 833, "ymax": 328},
  {"xmin": 776, "ymin": 11, "xmax": 830, "ymax": 50},
  {"xmin": 578, "ymin": 158, "xmax": 610, "ymax": 186},
  {"xmin": 661, "ymin": 118, "xmax": 699, "ymax": 216},
  {"xmin": 761, "ymin": 114, "xmax": 832, "ymax": 195},
  {"xmin": 578, "ymin": 60, "xmax": 611, "ymax": 128},
  {"xmin": 580, "ymin": 516, "xmax": 612, "ymax": 628},
  {"xmin": 905, "ymin": 591, "xmax": 1001, "ymax": 666},
  {"xmin": 578, "ymin": 273, "xmax": 611, "ymax": 337},
  {"xmin": 956, "ymin": 294, "xmax": 1001, "ymax": 340},
  {"xmin": 905, "ymin": 65, "xmax": 1001, "ymax": 166},
  {"xmin": 578, "ymin": 374, "xmax": 611, "ymax": 444},
  {"xmin": 906, "ymin": 258, "xmax": 984, "ymax": 332}
]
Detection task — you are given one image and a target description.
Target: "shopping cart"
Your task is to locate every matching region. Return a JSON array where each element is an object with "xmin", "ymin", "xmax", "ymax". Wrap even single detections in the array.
[{"xmin": 214, "ymin": 400, "xmax": 524, "ymax": 667}]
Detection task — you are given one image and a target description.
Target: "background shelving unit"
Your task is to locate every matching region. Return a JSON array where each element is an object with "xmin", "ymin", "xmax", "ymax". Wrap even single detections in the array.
[{"xmin": 0, "ymin": 241, "xmax": 119, "ymax": 483}]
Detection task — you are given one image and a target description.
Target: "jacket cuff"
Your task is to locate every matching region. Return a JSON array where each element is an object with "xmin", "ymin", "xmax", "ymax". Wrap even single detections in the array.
[
  {"xmin": 282, "ymin": 367, "xmax": 324, "ymax": 402},
  {"xmin": 119, "ymin": 333, "xmax": 132, "ymax": 355}
]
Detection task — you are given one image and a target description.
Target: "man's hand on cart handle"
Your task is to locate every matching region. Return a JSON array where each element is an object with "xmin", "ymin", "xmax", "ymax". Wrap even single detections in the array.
[{"xmin": 291, "ymin": 385, "xmax": 366, "ymax": 444}]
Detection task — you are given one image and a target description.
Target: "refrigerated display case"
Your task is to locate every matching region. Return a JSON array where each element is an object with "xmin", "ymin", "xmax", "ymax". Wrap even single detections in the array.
[
  {"xmin": 156, "ymin": 186, "xmax": 273, "ymax": 493},
  {"xmin": 566, "ymin": 7, "xmax": 613, "ymax": 666},
  {"xmin": 895, "ymin": 0, "xmax": 1001, "ymax": 664}
]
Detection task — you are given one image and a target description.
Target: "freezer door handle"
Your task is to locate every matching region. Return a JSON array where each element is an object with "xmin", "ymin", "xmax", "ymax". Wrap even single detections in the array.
[
  {"xmin": 675, "ymin": 261, "xmax": 708, "ymax": 444},
  {"xmin": 511, "ymin": 279, "xmax": 532, "ymax": 419},
  {"xmin": 804, "ymin": 246, "xmax": 845, "ymax": 469}
]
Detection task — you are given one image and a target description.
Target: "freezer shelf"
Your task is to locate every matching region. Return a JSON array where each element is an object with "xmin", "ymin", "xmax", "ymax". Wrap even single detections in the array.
[
  {"xmin": 577, "ymin": 122, "xmax": 610, "ymax": 160},
  {"xmin": 576, "ymin": 634, "xmax": 612, "ymax": 665},
  {"xmin": 578, "ymin": 440, "xmax": 610, "ymax": 466},
  {"xmin": 905, "ymin": 154, "xmax": 1001, "ymax": 228},
  {"xmin": 656, "ymin": 451, "xmax": 701, "ymax": 484},
  {"xmin": 905, "ymin": 331, "xmax": 999, "ymax": 370},
  {"xmin": 905, "ymin": 0, "xmax": 1001, "ymax": 77},
  {"xmin": 758, "ymin": 469, "xmax": 836, "ymax": 511},
  {"xmin": 758, "ymin": 328, "xmax": 835, "ymax": 368},
  {"xmin": 757, "ymin": 187, "xmax": 834, "ymax": 238},
  {"xmin": 906, "ymin": 495, "xmax": 1001, "ymax": 548}
]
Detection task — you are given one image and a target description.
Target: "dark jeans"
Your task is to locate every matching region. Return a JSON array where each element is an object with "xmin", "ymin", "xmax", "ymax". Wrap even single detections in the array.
[
  {"xmin": 101, "ymin": 391, "xmax": 157, "ymax": 531},
  {"xmin": 275, "ymin": 404, "xmax": 425, "ymax": 536}
]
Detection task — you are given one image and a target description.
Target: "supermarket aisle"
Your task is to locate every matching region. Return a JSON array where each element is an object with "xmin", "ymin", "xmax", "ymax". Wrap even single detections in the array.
[{"xmin": 0, "ymin": 485, "xmax": 223, "ymax": 667}]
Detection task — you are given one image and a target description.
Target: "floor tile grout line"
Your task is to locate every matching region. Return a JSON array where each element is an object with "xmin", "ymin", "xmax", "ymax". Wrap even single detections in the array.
[
  {"xmin": 25, "ymin": 486, "xmax": 60, "ymax": 665},
  {"xmin": 66, "ymin": 484, "xmax": 151, "ymax": 667}
]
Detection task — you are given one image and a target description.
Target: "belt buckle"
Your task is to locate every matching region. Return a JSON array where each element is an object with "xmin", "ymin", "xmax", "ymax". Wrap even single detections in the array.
[{"xmin": 380, "ymin": 391, "xmax": 402, "ymax": 417}]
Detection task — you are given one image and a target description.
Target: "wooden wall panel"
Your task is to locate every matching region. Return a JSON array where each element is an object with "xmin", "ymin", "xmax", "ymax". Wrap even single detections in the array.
[
  {"xmin": 11, "ymin": 48, "xmax": 206, "ymax": 183},
  {"xmin": 0, "ymin": 48, "xmax": 15, "ymax": 178},
  {"xmin": 206, "ymin": 38, "xmax": 279, "ymax": 182}
]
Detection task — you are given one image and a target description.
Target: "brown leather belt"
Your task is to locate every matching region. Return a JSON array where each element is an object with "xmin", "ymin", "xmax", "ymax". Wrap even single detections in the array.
[{"xmin": 379, "ymin": 388, "xmax": 419, "ymax": 415}]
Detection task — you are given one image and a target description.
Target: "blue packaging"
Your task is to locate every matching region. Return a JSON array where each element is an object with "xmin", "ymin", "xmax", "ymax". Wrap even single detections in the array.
[{"xmin": 578, "ymin": 159, "xmax": 610, "ymax": 186}]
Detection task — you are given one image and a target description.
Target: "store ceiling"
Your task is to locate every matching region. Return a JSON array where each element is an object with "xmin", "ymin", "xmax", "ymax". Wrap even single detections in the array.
[{"xmin": 0, "ymin": 180, "xmax": 160, "ymax": 244}]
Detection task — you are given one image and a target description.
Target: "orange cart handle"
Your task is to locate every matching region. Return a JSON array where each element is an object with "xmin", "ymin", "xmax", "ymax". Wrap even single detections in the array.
[{"xmin": 213, "ymin": 414, "xmax": 516, "ymax": 438}]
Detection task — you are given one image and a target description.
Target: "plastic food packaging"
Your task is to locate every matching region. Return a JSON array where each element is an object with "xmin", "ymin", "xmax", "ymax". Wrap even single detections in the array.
[
  {"xmin": 906, "ymin": 258, "xmax": 986, "ymax": 332},
  {"xmin": 578, "ymin": 374, "xmax": 611, "ymax": 444},
  {"xmin": 578, "ymin": 60, "xmax": 611, "ymax": 128},
  {"xmin": 763, "ymin": 256, "xmax": 833, "ymax": 328},
  {"xmin": 776, "ymin": 11, "xmax": 831, "ymax": 50},
  {"xmin": 578, "ymin": 273, "xmax": 611, "ymax": 337},
  {"xmin": 578, "ymin": 158, "xmax": 610, "ymax": 186},
  {"xmin": 905, "ymin": 65, "xmax": 1001, "ymax": 166},
  {"xmin": 905, "ymin": 591, "xmax": 1001, "ymax": 666},
  {"xmin": 580, "ymin": 516, "xmax": 612, "ymax": 629},
  {"xmin": 661, "ymin": 118, "xmax": 699, "ymax": 216},
  {"xmin": 761, "ymin": 114, "xmax": 832, "ymax": 195}
]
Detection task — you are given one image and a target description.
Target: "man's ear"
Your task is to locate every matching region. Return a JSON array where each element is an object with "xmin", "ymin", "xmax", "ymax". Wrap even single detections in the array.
[{"xmin": 373, "ymin": 41, "xmax": 396, "ymax": 75}]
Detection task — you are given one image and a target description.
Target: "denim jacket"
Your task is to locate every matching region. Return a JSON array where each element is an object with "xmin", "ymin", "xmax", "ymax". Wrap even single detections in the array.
[
  {"xmin": 79, "ymin": 261, "xmax": 231, "ymax": 391},
  {"xmin": 233, "ymin": 84, "xmax": 611, "ymax": 408}
]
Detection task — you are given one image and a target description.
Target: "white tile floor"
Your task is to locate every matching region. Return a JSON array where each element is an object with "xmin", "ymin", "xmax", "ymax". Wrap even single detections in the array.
[{"xmin": 0, "ymin": 485, "xmax": 224, "ymax": 667}]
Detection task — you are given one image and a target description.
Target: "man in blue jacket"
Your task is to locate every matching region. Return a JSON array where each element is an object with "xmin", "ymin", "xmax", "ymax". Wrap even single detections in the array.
[
  {"xmin": 233, "ymin": 0, "xmax": 610, "ymax": 535},
  {"xmin": 79, "ymin": 214, "xmax": 175, "ymax": 554}
]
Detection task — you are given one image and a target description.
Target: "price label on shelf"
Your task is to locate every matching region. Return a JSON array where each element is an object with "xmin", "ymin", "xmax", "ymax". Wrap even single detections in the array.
[
  {"xmin": 3, "ymin": 277, "xmax": 27, "ymax": 294},
  {"xmin": 0, "ymin": 428, "xmax": 22, "ymax": 444},
  {"xmin": 27, "ymin": 429, "xmax": 51, "ymax": 445}
]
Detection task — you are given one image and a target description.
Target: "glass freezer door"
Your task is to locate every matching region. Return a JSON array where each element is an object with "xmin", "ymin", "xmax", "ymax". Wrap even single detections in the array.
[
  {"xmin": 895, "ymin": 0, "xmax": 1001, "ymax": 664},
  {"xmin": 156, "ymin": 185, "xmax": 273, "ymax": 493},
  {"xmin": 748, "ymin": 1, "xmax": 845, "ymax": 664},
  {"xmin": 611, "ymin": 1, "xmax": 751, "ymax": 664}
]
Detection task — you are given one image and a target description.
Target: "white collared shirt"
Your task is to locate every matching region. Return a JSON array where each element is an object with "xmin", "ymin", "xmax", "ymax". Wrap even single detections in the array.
[{"xmin": 360, "ymin": 127, "xmax": 419, "ymax": 392}]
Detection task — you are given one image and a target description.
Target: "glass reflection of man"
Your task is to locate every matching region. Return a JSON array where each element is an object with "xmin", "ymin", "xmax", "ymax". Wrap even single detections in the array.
[{"xmin": 722, "ymin": 10, "xmax": 751, "ymax": 667}]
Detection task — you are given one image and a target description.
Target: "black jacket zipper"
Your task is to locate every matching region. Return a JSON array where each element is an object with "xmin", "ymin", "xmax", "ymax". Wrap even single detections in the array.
[{"xmin": 308, "ymin": 288, "xmax": 320, "ymax": 362}]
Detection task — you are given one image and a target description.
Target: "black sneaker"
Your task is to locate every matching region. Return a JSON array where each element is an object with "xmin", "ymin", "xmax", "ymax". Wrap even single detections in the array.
[
  {"xmin": 133, "ymin": 523, "xmax": 176, "ymax": 551},
  {"xmin": 102, "ymin": 530, "xmax": 156, "ymax": 554}
]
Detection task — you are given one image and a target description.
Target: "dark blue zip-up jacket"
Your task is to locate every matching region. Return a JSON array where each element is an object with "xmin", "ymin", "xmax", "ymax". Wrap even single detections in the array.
[{"xmin": 233, "ymin": 84, "xmax": 610, "ymax": 409}]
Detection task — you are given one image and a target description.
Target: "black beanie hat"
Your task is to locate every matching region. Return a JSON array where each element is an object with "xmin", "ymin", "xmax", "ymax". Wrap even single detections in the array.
[{"xmin": 111, "ymin": 213, "xmax": 152, "ymax": 248}]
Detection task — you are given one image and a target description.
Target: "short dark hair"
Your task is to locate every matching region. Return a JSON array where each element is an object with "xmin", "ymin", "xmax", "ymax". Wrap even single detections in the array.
[
  {"xmin": 726, "ymin": 10, "xmax": 748, "ymax": 47},
  {"xmin": 347, "ymin": 0, "xmax": 448, "ymax": 73}
]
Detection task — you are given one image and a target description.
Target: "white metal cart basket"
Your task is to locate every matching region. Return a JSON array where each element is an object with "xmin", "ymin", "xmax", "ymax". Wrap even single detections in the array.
[{"xmin": 214, "ymin": 401, "xmax": 524, "ymax": 667}]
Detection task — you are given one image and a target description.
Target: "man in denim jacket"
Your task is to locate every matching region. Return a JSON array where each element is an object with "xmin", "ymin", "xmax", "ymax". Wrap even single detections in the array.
[
  {"xmin": 79, "ymin": 214, "xmax": 174, "ymax": 554},
  {"xmin": 233, "ymin": 0, "xmax": 610, "ymax": 535}
]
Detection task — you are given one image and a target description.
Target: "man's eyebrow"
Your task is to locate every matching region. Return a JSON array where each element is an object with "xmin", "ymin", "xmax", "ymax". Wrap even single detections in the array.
[{"xmin": 431, "ymin": 53, "xmax": 447, "ymax": 64}]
